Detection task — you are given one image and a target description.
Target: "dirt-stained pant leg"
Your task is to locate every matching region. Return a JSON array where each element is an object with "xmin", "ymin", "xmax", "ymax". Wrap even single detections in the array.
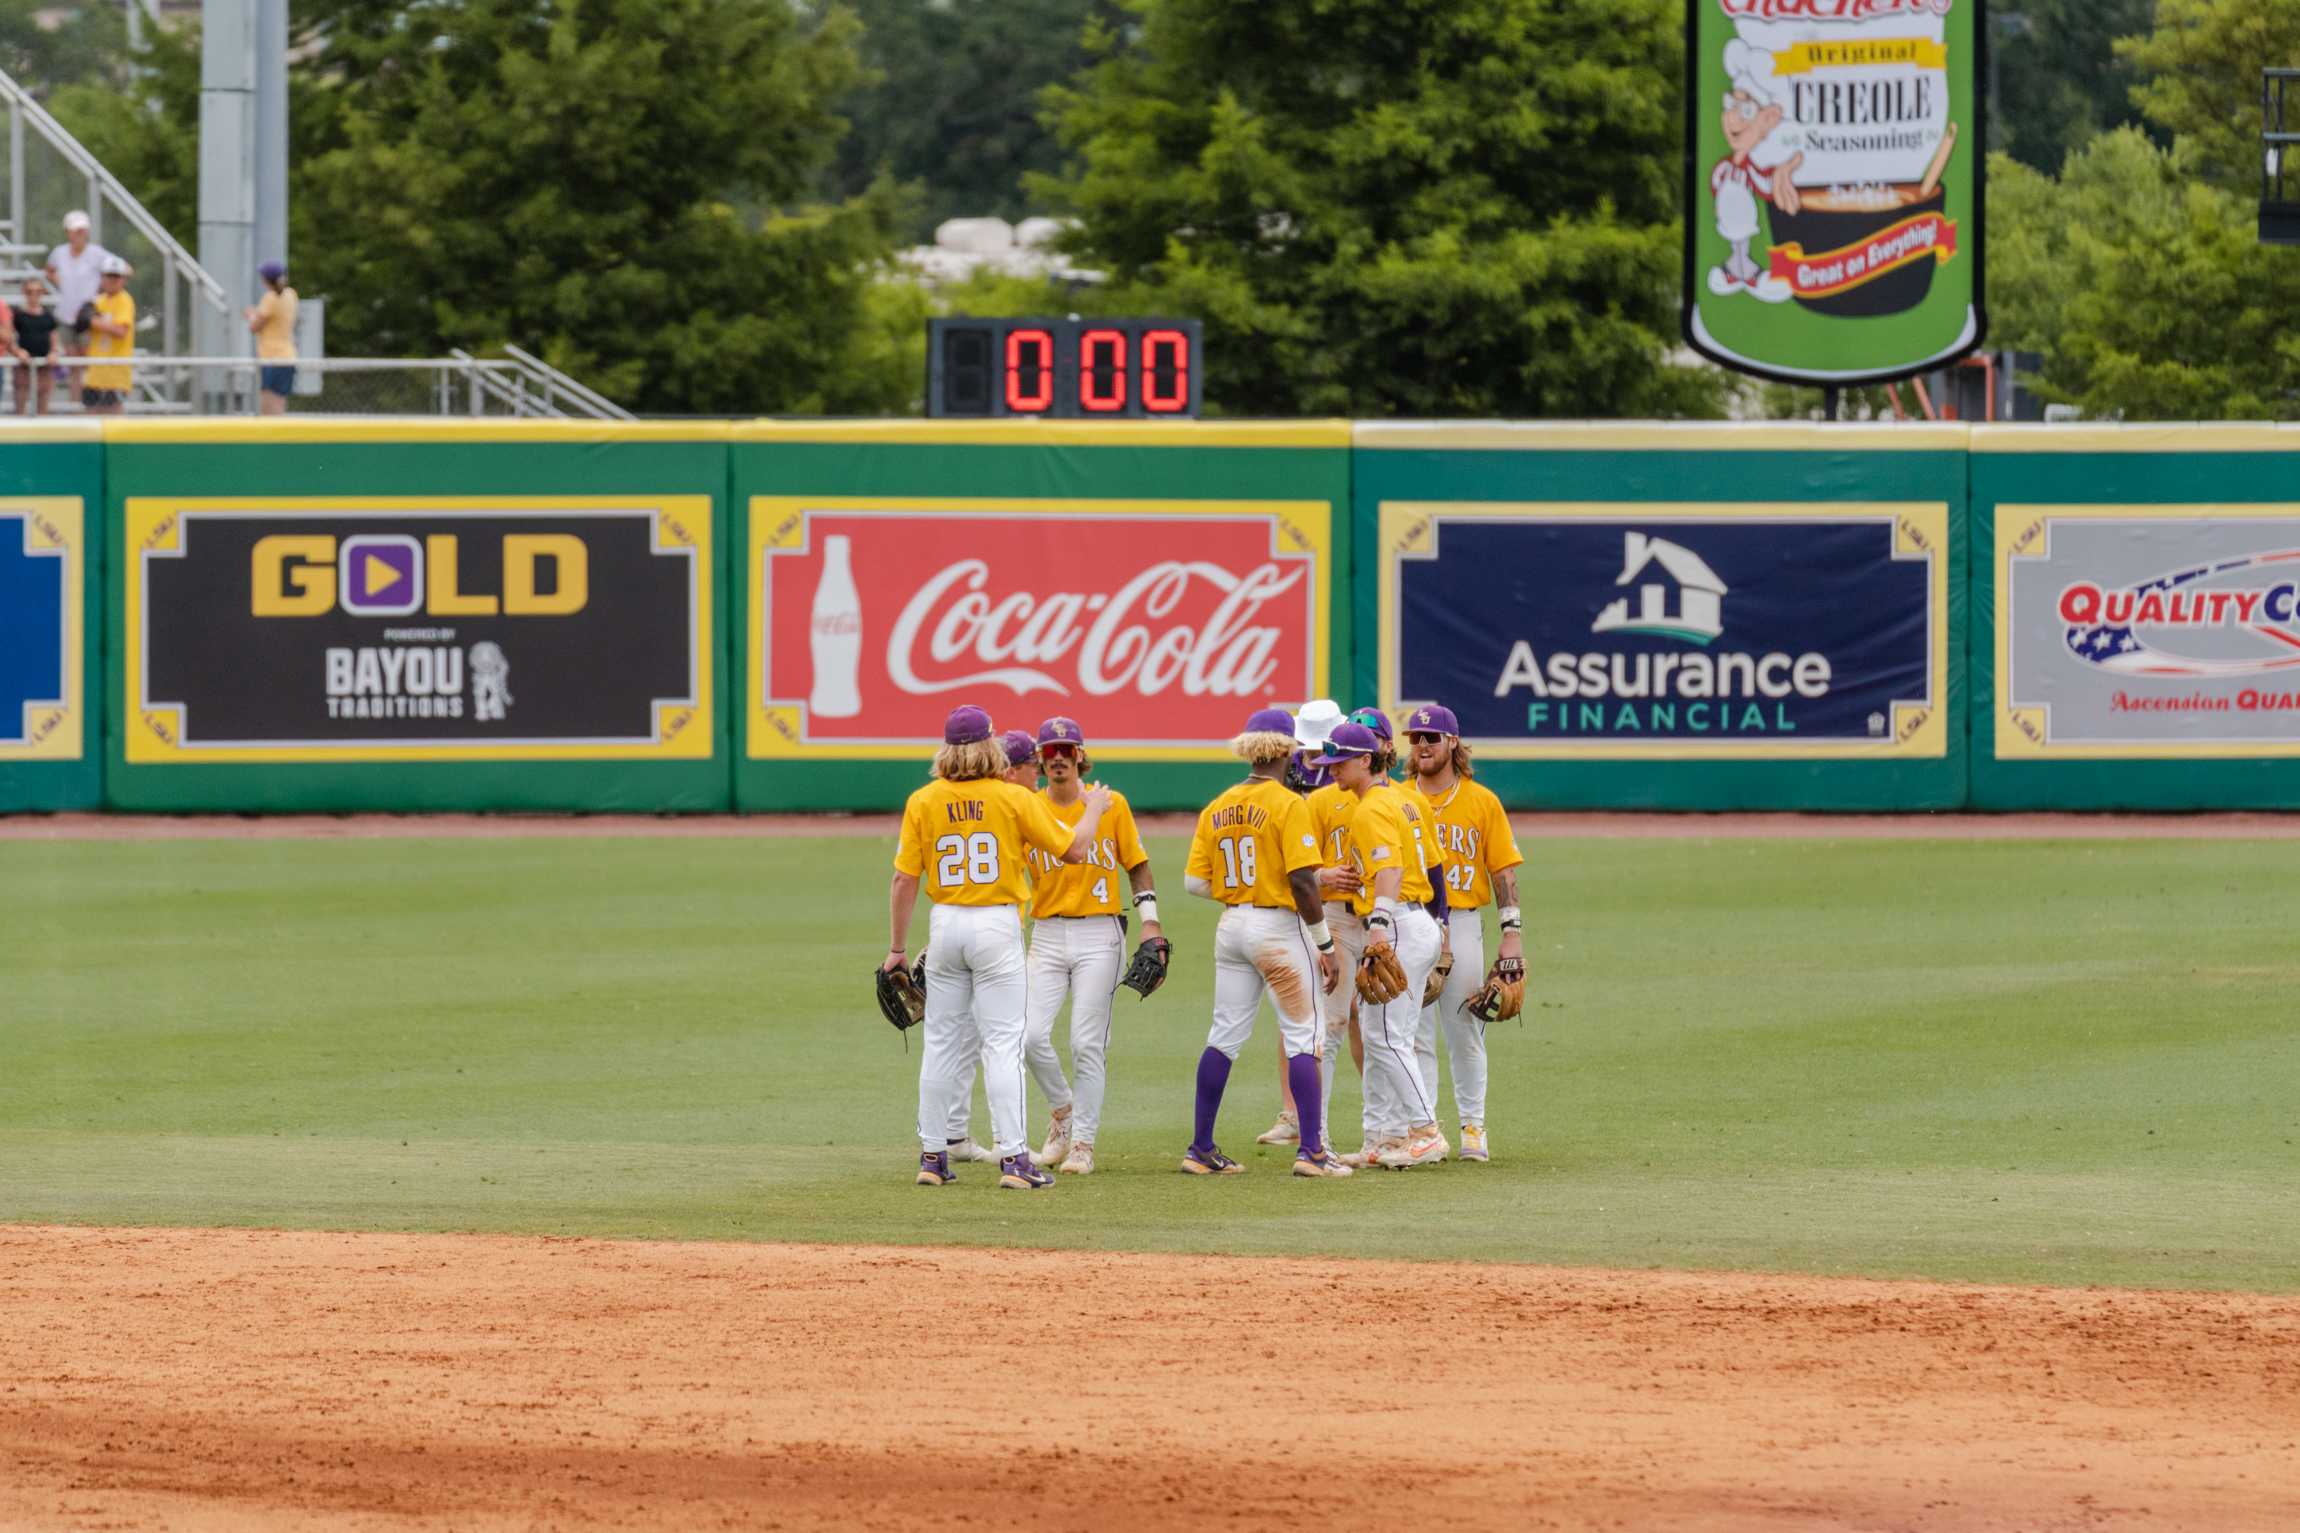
[
  {"xmin": 1359, "ymin": 906, "xmax": 1443, "ymax": 1142},
  {"xmin": 1206, "ymin": 906, "xmax": 1321, "ymax": 1061}
]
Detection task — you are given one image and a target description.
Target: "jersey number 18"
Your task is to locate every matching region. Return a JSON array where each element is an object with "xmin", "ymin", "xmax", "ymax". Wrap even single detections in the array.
[{"xmin": 1216, "ymin": 834, "xmax": 1258, "ymax": 890}]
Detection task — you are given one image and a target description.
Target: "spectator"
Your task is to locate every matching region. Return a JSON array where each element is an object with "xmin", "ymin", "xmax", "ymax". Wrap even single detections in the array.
[
  {"xmin": 45, "ymin": 210, "xmax": 111, "ymax": 379},
  {"xmin": 244, "ymin": 260, "xmax": 298, "ymax": 415},
  {"xmin": 82, "ymin": 255, "xmax": 134, "ymax": 415},
  {"xmin": 10, "ymin": 277, "xmax": 58, "ymax": 415}
]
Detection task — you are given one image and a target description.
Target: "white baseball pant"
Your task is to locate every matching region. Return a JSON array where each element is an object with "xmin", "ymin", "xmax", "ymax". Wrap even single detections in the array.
[
  {"xmin": 1022, "ymin": 914, "xmax": 1125, "ymax": 1145},
  {"xmin": 1360, "ymin": 904, "xmax": 1442, "ymax": 1142},
  {"xmin": 1419, "ymin": 909, "xmax": 1490, "ymax": 1129},
  {"xmin": 1205, "ymin": 905, "xmax": 1324, "ymax": 1061},
  {"xmin": 1316, "ymin": 907, "xmax": 1365, "ymax": 1149},
  {"xmin": 917, "ymin": 903, "xmax": 1030, "ymax": 1158}
]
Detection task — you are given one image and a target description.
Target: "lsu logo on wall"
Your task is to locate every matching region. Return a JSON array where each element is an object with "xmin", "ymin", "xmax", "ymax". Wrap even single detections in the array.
[
  {"xmin": 1382, "ymin": 501, "xmax": 1949, "ymax": 760},
  {"xmin": 0, "ymin": 499, "xmax": 82, "ymax": 762},
  {"xmin": 750, "ymin": 496, "xmax": 1331, "ymax": 759},
  {"xmin": 124, "ymin": 498, "xmax": 711, "ymax": 763}
]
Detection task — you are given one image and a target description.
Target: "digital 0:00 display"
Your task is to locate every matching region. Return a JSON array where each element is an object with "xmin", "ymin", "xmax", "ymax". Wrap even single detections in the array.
[{"xmin": 927, "ymin": 317, "xmax": 1204, "ymax": 419}]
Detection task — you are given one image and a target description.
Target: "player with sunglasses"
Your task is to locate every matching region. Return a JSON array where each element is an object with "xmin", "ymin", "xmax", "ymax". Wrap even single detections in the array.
[{"xmin": 1404, "ymin": 705, "xmax": 1523, "ymax": 1162}]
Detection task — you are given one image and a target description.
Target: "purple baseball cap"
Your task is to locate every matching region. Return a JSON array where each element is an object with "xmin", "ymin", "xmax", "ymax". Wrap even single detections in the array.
[
  {"xmin": 258, "ymin": 260, "xmax": 286, "ymax": 282},
  {"xmin": 1348, "ymin": 707, "xmax": 1393, "ymax": 740},
  {"xmin": 1404, "ymin": 704, "xmax": 1460, "ymax": 736},
  {"xmin": 943, "ymin": 705, "xmax": 994, "ymax": 745},
  {"xmin": 1308, "ymin": 720, "xmax": 1381, "ymax": 766},
  {"xmin": 1038, "ymin": 716, "xmax": 1085, "ymax": 747},
  {"xmin": 1243, "ymin": 706, "xmax": 1295, "ymax": 735},
  {"xmin": 1000, "ymin": 729, "xmax": 1039, "ymax": 767}
]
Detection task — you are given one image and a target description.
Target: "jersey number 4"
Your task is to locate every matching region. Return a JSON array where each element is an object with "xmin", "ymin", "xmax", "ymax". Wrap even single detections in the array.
[
  {"xmin": 1216, "ymin": 834, "xmax": 1258, "ymax": 890},
  {"xmin": 935, "ymin": 832, "xmax": 1000, "ymax": 887}
]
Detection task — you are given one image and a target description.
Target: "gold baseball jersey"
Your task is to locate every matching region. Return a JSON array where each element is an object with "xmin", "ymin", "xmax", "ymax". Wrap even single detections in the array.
[
  {"xmin": 895, "ymin": 776, "xmax": 1071, "ymax": 907},
  {"xmin": 1410, "ymin": 776, "xmax": 1523, "ymax": 909},
  {"xmin": 1188, "ymin": 777, "xmax": 1320, "ymax": 908},
  {"xmin": 1307, "ymin": 781, "xmax": 1366, "ymax": 917},
  {"xmin": 1027, "ymin": 788, "xmax": 1146, "ymax": 918},
  {"xmin": 1346, "ymin": 781, "xmax": 1435, "ymax": 905}
]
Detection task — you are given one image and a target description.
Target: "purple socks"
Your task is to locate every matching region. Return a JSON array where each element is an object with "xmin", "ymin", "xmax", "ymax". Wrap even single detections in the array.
[
  {"xmin": 1191, "ymin": 1047, "xmax": 1234, "ymax": 1151},
  {"xmin": 1286, "ymin": 1051, "xmax": 1324, "ymax": 1157}
]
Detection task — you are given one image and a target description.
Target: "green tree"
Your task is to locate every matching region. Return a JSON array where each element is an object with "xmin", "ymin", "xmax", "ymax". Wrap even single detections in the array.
[
  {"xmin": 50, "ymin": 24, "xmax": 200, "ymax": 238},
  {"xmin": 1039, "ymin": 0, "xmax": 1720, "ymax": 418},
  {"xmin": 0, "ymin": 0, "xmax": 126, "ymax": 94},
  {"xmin": 826, "ymin": 0, "xmax": 1125, "ymax": 241},
  {"xmin": 1990, "ymin": 0, "xmax": 2157, "ymax": 175},
  {"xmin": 2119, "ymin": 0, "xmax": 2300, "ymax": 191},
  {"xmin": 1988, "ymin": 133, "xmax": 2300, "ymax": 417}
]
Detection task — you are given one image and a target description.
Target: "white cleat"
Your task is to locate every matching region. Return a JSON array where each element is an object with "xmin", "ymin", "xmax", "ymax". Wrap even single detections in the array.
[
  {"xmin": 1037, "ymin": 1113, "xmax": 1073, "ymax": 1168},
  {"xmin": 1058, "ymin": 1142, "xmax": 1096, "ymax": 1175},
  {"xmin": 1458, "ymin": 1124, "xmax": 1489, "ymax": 1163},
  {"xmin": 946, "ymin": 1137, "xmax": 997, "ymax": 1164},
  {"xmin": 1408, "ymin": 1127, "xmax": 1450, "ymax": 1166},
  {"xmin": 1355, "ymin": 1139, "xmax": 1405, "ymax": 1170},
  {"xmin": 1255, "ymin": 1110, "xmax": 1300, "ymax": 1145}
]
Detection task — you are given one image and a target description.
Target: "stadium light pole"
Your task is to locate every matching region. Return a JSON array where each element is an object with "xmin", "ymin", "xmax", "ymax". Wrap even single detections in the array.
[{"xmin": 196, "ymin": 0, "xmax": 288, "ymax": 408}]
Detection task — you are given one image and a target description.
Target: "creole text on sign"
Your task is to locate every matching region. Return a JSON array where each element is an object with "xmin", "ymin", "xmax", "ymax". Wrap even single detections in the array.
[
  {"xmin": 1998, "ymin": 506, "xmax": 2300, "ymax": 759},
  {"xmin": 125, "ymin": 498, "xmax": 712, "ymax": 763},
  {"xmin": 751, "ymin": 497, "xmax": 1330, "ymax": 759},
  {"xmin": 1381, "ymin": 501, "xmax": 1948, "ymax": 760}
]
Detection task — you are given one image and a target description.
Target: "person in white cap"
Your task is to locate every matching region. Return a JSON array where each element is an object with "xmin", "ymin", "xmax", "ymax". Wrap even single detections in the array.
[
  {"xmin": 1252, "ymin": 699, "xmax": 1353, "ymax": 1147},
  {"xmin": 1706, "ymin": 40, "xmax": 1802, "ymax": 303},
  {"xmin": 45, "ymin": 211, "xmax": 113, "ymax": 387},
  {"xmin": 80, "ymin": 255, "xmax": 135, "ymax": 415}
]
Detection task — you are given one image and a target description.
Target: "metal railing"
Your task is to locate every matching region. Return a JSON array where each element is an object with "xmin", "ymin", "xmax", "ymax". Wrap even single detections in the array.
[
  {"xmin": 2265, "ymin": 68, "xmax": 2300, "ymax": 245},
  {"xmin": 12, "ymin": 354, "xmax": 635, "ymax": 417}
]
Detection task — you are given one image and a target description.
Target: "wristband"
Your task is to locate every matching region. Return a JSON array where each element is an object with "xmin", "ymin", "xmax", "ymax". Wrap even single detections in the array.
[
  {"xmin": 1134, "ymin": 892, "xmax": 1160, "ymax": 925},
  {"xmin": 1373, "ymin": 895, "xmax": 1400, "ymax": 920},
  {"xmin": 1306, "ymin": 919, "xmax": 1333, "ymax": 950},
  {"xmin": 1498, "ymin": 904, "xmax": 1522, "ymax": 930}
]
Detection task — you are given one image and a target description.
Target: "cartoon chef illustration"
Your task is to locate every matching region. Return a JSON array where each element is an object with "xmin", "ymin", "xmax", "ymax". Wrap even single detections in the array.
[{"xmin": 1708, "ymin": 38, "xmax": 1803, "ymax": 304}]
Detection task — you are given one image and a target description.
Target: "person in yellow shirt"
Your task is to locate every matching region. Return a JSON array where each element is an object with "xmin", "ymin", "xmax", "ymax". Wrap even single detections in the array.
[
  {"xmin": 80, "ymin": 257, "xmax": 134, "ymax": 415},
  {"xmin": 1406, "ymin": 704, "xmax": 1524, "ymax": 1164},
  {"xmin": 1307, "ymin": 719, "xmax": 1447, "ymax": 1170},
  {"xmin": 939, "ymin": 727, "xmax": 1051, "ymax": 1162},
  {"xmin": 1180, "ymin": 707, "xmax": 1347, "ymax": 1178},
  {"xmin": 1018, "ymin": 717, "xmax": 1161, "ymax": 1176},
  {"xmin": 887, "ymin": 705, "xmax": 1112, "ymax": 1191},
  {"xmin": 244, "ymin": 261, "xmax": 298, "ymax": 415}
]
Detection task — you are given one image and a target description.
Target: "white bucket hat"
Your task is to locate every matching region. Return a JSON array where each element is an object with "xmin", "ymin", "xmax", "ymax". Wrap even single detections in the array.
[{"xmin": 1292, "ymin": 699, "xmax": 1345, "ymax": 748}]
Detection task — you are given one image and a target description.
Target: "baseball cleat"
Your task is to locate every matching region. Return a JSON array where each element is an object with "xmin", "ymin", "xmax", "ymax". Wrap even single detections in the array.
[
  {"xmin": 1374, "ymin": 1137, "xmax": 1420, "ymax": 1170},
  {"xmin": 1255, "ymin": 1110, "xmax": 1300, "ymax": 1145},
  {"xmin": 1459, "ymin": 1124, "xmax": 1489, "ymax": 1162},
  {"xmin": 916, "ymin": 1151, "xmax": 956, "ymax": 1186},
  {"xmin": 1292, "ymin": 1149, "xmax": 1354, "ymax": 1178},
  {"xmin": 1339, "ymin": 1143, "xmax": 1383, "ymax": 1169},
  {"xmin": 1037, "ymin": 1112, "xmax": 1073, "ymax": 1168},
  {"xmin": 998, "ymin": 1153, "xmax": 1055, "ymax": 1190},
  {"xmin": 1179, "ymin": 1145, "xmax": 1245, "ymax": 1175},
  {"xmin": 1058, "ymin": 1142, "xmax": 1096, "ymax": 1175},
  {"xmin": 1404, "ymin": 1127, "xmax": 1449, "ymax": 1166},
  {"xmin": 946, "ymin": 1137, "xmax": 997, "ymax": 1163}
]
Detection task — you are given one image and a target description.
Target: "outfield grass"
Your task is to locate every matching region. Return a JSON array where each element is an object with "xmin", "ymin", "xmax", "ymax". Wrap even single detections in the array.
[{"xmin": 3, "ymin": 831, "xmax": 2294, "ymax": 1291}]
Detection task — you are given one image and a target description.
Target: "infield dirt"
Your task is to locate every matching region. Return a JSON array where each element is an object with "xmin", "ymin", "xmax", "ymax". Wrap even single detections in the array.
[{"xmin": 4, "ymin": 1225, "xmax": 2294, "ymax": 1531}]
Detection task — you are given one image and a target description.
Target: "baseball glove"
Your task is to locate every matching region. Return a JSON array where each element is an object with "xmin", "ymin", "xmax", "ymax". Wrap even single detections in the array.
[
  {"xmin": 874, "ymin": 958, "xmax": 926, "ymax": 1032},
  {"xmin": 1422, "ymin": 949, "xmax": 1454, "ymax": 1008},
  {"xmin": 1461, "ymin": 956, "xmax": 1525, "ymax": 1024},
  {"xmin": 1355, "ymin": 940, "xmax": 1408, "ymax": 1005},
  {"xmin": 1119, "ymin": 936, "xmax": 1172, "ymax": 998}
]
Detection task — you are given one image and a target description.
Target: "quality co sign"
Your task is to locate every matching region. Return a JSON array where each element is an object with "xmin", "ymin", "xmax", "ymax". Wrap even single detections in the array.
[{"xmin": 749, "ymin": 497, "xmax": 1332, "ymax": 758}]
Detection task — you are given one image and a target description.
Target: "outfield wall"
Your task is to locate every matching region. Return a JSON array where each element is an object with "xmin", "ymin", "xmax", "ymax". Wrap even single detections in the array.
[{"xmin": 8, "ymin": 417, "xmax": 2300, "ymax": 813}]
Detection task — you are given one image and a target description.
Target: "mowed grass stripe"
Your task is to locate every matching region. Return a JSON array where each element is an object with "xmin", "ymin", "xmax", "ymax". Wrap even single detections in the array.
[{"xmin": 3, "ymin": 834, "xmax": 2294, "ymax": 1290}]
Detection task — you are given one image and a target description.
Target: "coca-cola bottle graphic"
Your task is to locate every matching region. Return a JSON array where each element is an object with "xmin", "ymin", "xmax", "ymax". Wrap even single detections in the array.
[{"xmin": 809, "ymin": 534, "xmax": 864, "ymax": 718}]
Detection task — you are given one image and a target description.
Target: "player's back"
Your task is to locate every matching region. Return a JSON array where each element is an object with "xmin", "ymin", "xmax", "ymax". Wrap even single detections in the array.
[
  {"xmin": 1192, "ymin": 777, "xmax": 1315, "ymax": 908},
  {"xmin": 898, "ymin": 776, "xmax": 1048, "ymax": 907}
]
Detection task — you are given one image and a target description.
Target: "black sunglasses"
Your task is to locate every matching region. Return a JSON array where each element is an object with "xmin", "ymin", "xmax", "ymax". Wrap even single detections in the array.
[{"xmin": 1408, "ymin": 731, "xmax": 1445, "ymax": 744}]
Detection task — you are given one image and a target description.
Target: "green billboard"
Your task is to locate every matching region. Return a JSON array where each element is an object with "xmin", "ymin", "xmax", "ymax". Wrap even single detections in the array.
[{"xmin": 1684, "ymin": 0, "xmax": 1984, "ymax": 385}]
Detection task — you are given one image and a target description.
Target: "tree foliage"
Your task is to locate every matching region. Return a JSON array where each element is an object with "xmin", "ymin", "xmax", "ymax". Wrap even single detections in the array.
[
  {"xmin": 1039, "ymin": 0, "xmax": 1720, "ymax": 418},
  {"xmin": 1989, "ymin": 0, "xmax": 2156, "ymax": 176},
  {"xmin": 0, "ymin": 0, "xmax": 125, "ymax": 95},
  {"xmin": 825, "ymin": 0, "xmax": 1125, "ymax": 241},
  {"xmin": 2118, "ymin": 0, "xmax": 2300, "ymax": 193}
]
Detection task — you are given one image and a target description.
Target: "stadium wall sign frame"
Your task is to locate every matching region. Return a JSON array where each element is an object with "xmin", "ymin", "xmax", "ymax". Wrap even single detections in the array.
[{"xmin": 0, "ymin": 420, "xmax": 103, "ymax": 812}]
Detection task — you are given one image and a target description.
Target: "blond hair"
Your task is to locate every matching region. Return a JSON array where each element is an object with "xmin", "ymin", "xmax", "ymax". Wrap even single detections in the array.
[
  {"xmin": 1450, "ymin": 739, "xmax": 1474, "ymax": 779},
  {"xmin": 932, "ymin": 739, "xmax": 1007, "ymax": 781},
  {"xmin": 1230, "ymin": 730, "xmax": 1296, "ymax": 766}
]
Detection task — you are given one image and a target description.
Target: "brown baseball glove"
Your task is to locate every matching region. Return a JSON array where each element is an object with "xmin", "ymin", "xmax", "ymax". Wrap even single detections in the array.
[
  {"xmin": 1461, "ymin": 956, "xmax": 1525, "ymax": 1024},
  {"xmin": 1356, "ymin": 940, "xmax": 1408, "ymax": 1005},
  {"xmin": 1422, "ymin": 949, "xmax": 1454, "ymax": 1007},
  {"xmin": 874, "ymin": 958, "xmax": 927, "ymax": 1032}
]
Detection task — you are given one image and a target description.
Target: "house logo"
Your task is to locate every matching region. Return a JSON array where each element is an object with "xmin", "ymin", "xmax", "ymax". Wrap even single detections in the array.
[{"xmin": 1591, "ymin": 532, "xmax": 1727, "ymax": 645}]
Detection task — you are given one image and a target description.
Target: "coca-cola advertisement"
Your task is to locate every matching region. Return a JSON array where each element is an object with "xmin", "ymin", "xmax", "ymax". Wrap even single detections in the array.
[{"xmin": 752, "ymin": 498, "xmax": 1330, "ymax": 754}]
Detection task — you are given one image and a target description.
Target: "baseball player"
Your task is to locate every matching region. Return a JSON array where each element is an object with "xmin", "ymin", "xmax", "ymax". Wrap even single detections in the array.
[
  {"xmin": 1406, "ymin": 704, "xmax": 1523, "ymax": 1164},
  {"xmin": 1306, "ymin": 719, "xmax": 1447, "ymax": 1170},
  {"xmin": 1179, "ymin": 707, "xmax": 1350, "ymax": 1178},
  {"xmin": 939, "ymin": 728, "xmax": 1048, "ymax": 1159},
  {"xmin": 1255, "ymin": 700, "xmax": 1348, "ymax": 1148},
  {"xmin": 887, "ymin": 705, "xmax": 1112, "ymax": 1190},
  {"xmin": 1020, "ymin": 716, "xmax": 1161, "ymax": 1175}
]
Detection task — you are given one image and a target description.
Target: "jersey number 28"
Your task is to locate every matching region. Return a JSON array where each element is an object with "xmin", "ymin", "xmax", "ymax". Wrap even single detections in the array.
[{"xmin": 935, "ymin": 832, "xmax": 1000, "ymax": 886}]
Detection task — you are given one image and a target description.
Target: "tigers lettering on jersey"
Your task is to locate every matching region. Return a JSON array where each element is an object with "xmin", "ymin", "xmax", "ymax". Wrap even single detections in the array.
[
  {"xmin": 1029, "ymin": 788, "xmax": 1146, "ymax": 919},
  {"xmin": 895, "ymin": 776, "xmax": 1071, "ymax": 907},
  {"xmin": 1307, "ymin": 781, "xmax": 1366, "ymax": 916},
  {"xmin": 1411, "ymin": 776, "xmax": 1523, "ymax": 909},
  {"xmin": 1189, "ymin": 777, "xmax": 1319, "ymax": 908}
]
